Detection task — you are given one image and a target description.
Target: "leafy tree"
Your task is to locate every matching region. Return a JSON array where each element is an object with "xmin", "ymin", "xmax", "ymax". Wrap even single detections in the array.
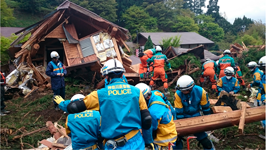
[
  {"xmin": 183, "ymin": 0, "xmax": 206, "ymax": 15},
  {"xmin": 1, "ymin": 33, "xmax": 31, "ymax": 64},
  {"xmin": 232, "ymin": 16, "xmax": 254, "ymax": 34},
  {"xmin": 121, "ymin": 5, "xmax": 158, "ymax": 37},
  {"xmin": 160, "ymin": 36, "xmax": 181, "ymax": 50},
  {"xmin": 71, "ymin": 0, "xmax": 118, "ymax": 22},
  {"xmin": 145, "ymin": 2, "xmax": 176, "ymax": 31},
  {"xmin": 116, "ymin": 0, "xmax": 143, "ymax": 25},
  {"xmin": 241, "ymin": 35, "xmax": 257, "ymax": 46},
  {"xmin": 196, "ymin": 15, "xmax": 224, "ymax": 42},
  {"xmin": 171, "ymin": 16, "xmax": 199, "ymax": 32},
  {"xmin": 1, "ymin": 0, "xmax": 16, "ymax": 26},
  {"xmin": 245, "ymin": 20, "xmax": 265, "ymax": 40},
  {"xmin": 18, "ymin": 0, "xmax": 43, "ymax": 14},
  {"xmin": 206, "ymin": 0, "xmax": 219, "ymax": 19},
  {"xmin": 144, "ymin": 36, "xmax": 154, "ymax": 50}
]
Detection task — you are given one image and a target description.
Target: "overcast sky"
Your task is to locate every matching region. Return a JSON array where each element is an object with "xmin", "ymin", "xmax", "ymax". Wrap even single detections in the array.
[{"xmin": 203, "ymin": 0, "xmax": 266, "ymax": 24}]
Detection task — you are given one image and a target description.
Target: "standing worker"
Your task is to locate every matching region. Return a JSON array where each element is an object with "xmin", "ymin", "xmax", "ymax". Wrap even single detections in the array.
[
  {"xmin": 234, "ymin": 63, "xmax": 245, "ymax": 88},
  {"xmin": 0, "ymin": 71, "xmax": 10, "ymax": 116},
  {"xmin": 138, "ymin": 48, "xmax": 156, "ymax": 79},
  {"xmin": 135, "ymin": 83, "xmax": 177, "ymax": 150},
  {"xmin": 258, "ymin": 56, "xmax": 266, "ymax": 129},
  {"xmin": 247, "ymin": 61, "xmax": 264, "ymax": 105},
  {"xmin": 217, "ymin": 49, "xmax": 235, "ymax": 78},
  {"xmin": 46, "ymin": 51, "xmax": 67, "ymax": 110},
  {"xmin": 173, "ymin": 75, "xmax": 214, "ymax": 150},
  {"xmin": 54, "ymin": 59, "xmax": 152, "ymax": 150},
  {"xmin": 58, "ymin": 94, "xmax": 102, "ymax": 150},
  {"xmin": 147, "ymin": 46, "xmax": 172, "ymax": 95},
  {"xmin": 200, "ymin": 58, "xmax": 218, "ymax": 92}
]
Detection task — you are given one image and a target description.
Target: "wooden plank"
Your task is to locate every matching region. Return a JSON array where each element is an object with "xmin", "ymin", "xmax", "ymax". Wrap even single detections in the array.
[
  {"xmin": 76, "ymin": 44, "xmax": 84, "ymax": 59},
  {"xmin": 120, "ymin": 39, "xmax": 131, "ymax": 53},
  {"xmin": 65, "ymin": 23, "xmax": 78, "ymax": 40},
  {"xmin": 112, "ymin": 38, "xmax": 123, "ymax": 64},
  {"xmin": 24, "ymin": 86, "xmax": 39, "ymax": 98},
  {"xmin": 175, "ymin": 106, "xmax": 265, "ymax": 136},
  {"xmin": 238, "ymin": 102, "xmax": 247, "ymax": 134},
  {"xmin": 90, "ymin": 36, "xmax": 99, "ymax": 57},
  {"xmin": 122, "ymin": 56, "xmax": 132, "ymax": 65},
  {"xmin": 211, "ymin": 106, "xmax": 233, "ymax": 113},
  {"xmin": 45, "ymin": 24, "xmax": 66, "ymax": 39},
  {"xmin": 209, "ymin": 99, "xmax": 218, "ymax": 105}
]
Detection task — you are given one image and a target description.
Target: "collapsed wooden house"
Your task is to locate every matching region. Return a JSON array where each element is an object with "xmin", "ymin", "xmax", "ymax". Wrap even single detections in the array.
[{"xmin": 7, "ymin": 0, "xmax": 137, "ymax": 92}]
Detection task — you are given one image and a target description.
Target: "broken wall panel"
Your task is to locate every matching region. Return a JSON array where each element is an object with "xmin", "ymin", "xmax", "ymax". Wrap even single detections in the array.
[
  {"xmin": 45, "ymin": 24, "xmax": 66, "ymax": 39},
  {"xmin": 64, "ymin": 23, "xmax": 78, "ymax": 40}
]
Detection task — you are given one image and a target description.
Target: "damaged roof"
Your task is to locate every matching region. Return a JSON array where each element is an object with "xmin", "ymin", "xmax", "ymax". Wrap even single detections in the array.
[{"xmin": 136, "ymin": 32, "xmax": 214, "ymax": 45}]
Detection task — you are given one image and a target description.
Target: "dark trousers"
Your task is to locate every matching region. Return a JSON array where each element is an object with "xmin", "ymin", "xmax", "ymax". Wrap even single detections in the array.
[
  {"xmin": 1, "ymin": 86, "xmax": 5, "ymax": 111},
  {"xmin": 53, "ymin": 87, "xmax": 65, "ymax": 108}
]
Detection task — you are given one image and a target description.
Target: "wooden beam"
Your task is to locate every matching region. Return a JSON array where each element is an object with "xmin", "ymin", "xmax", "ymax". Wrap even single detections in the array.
[
  {"xmin": 238, "ymin": 102, "xmax": 247, "ymax": 134},
  {"xmin": 211, "ymin": 106, "xmax": 232, "ymax": 113},
  {"xmin": 120, "ymin": 39, "xmax": 131, "ymax": 53},
  {"xmin": 112, "ymin": 37, "xmax": 123, "ymax": 64},
  {"xmin": 175, "ymin": 106, "xmax": 265, "ymax": 136}
]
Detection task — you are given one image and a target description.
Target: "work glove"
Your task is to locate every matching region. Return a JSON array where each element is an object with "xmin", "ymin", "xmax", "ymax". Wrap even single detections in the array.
[
  {"xmin": 229, "ymin": 91, "xmax": 234, "ymax": 95},
  {"xmin": 145, "ymin": 143, "xmax": 155, "ymax": 150},
  {"xmin": 169, "ymin": 68, "xmax": 173, "ymax": 72},
  {"xmin": 53, "ymin": 95, "xmax": 64, "ymax": 104}
]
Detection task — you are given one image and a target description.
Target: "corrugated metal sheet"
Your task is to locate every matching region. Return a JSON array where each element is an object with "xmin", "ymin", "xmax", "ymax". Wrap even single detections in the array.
[
  {"xmin": 138, "ymin": 32, "xmax": 214, "ymax": 45},
  {"xmin": 80, "ymin": 37, "xmax": 95, "ymax": 57}
]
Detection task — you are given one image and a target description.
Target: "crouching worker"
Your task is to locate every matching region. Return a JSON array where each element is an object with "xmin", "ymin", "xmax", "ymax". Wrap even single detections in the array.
[
  {"xmin": 54, "ymin": 59, "xmax": 152, "ymax": 150},
  {"xmin": 55, "ymin": 94, "xmax": 101, "ymax": 150},
  {"xmin": 216, "ymin": 67, "xmax": 240, "ymax": 109},
  {"xmin": 173, "ymin": 75, "xmax": 214, "ymax": 150},
  {"xmin": 135, "ymin": 83, "xmax": 177, "ymax": 150},
  {"xmin": 138, "ymin": 48, "xmax": 156, "ymax": 79}
]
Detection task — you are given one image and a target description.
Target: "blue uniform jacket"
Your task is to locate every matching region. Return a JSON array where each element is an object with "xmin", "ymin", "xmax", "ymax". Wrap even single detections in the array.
[
  {"xmin": 217, "ymin": 76, "xmax": 240, "ymax": 94},
  {"xmin": 152, "ymin": 90, "xmax": 176, "ymax": 119},
  {"xmin": 66, "ymin": 110, "xmax": 101, "ymax": 150},
  {"xmin": 142, "ymin": 93, "xmax": 176, "ymax": 145},
  {"xmin": 250, "ymin": 67, "xmax": 263, "ymax": 87},
  {"xmin": 82, "ymin": 78, "xmax": 147, "ymax": 139},
  {"xmin": 174, "ymin": 85, "xmax": 211, "ymax": 119},
  {"xmin": 46, "ymin": 60, "xmax": 67, "ymax": 90}
]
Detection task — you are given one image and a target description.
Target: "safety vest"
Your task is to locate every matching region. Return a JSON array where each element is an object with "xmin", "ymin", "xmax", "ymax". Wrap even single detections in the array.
[
  {"xmin": 0, "ymin": 72, "xmax": 6, "ymax": 85},
  {"xmin": 50, "ymin": 61, "xmax": 63, "ymax": 74}
]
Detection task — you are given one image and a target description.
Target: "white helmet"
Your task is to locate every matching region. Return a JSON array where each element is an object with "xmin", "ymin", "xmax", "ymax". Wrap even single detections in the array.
[
  {"xmin": 258, "ymin": 56, "xmax": 266, "ymax": 68},
  {"xmin": 71, "ymin": 94, "xmax": 85, "ymax": 102},
  {"xmin": 223, "ymin": 49, "xmax": 231, "ymax": 54},
  {"xmin": 205, "ymin": 58, "xmax": 211, "ymax": 62},
  {"xmin": 176, "ymin": 75, "xmax": 195, "ymax": 91},
  {"xmin": 247, "ymin": 61, "xmax": 258, "ymax": 71},
  {"xmin": 224, "ymin": 66, "xmax": 234, "ymax": 76},
  {"xmin": 216, "ymin": 60, "xmax": 219, "ymax": 65},
  {"xmin": 155, "ymin": 45, "xmax": 162, "ymax": 52},
  {"xmin": 101, "ymin": 59, "xmax": 125, "ymax": 76},
  {"xmin": 50, "ymin": 51, "xmax": 59, "ymax": 59},
  {"xmin": 135, "ymin": 83, "xmax": 151, "ymax": 99}
]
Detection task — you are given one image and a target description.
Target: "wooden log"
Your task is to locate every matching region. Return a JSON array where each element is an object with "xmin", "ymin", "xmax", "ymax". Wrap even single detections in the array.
[
  {"xmin": 24, "ymin": 86, "xmax": 39, "ymax": 98},
  {"xmin": 212, "ymin": 106, "xmax": 233, "ymax": 113},
  {"xmin": 238, "ymin": 102, "xmax": 247, "ymax": 134},
  {"xmin": 209, "ymin": 99, "xmax": 218, "ymax": 105},
  {"xmin": 13, "ymin": 127, "xmax": 48, "ymax": 140},
  {"xmin": 112, "ymin": 38, "xmax": 123, "ymax": 64},
  {"xmin": 174, "ymin": 106, "xmax": 265, "ymax": 136}
]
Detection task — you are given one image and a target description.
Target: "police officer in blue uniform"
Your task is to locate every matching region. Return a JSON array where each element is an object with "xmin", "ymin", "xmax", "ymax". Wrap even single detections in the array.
[
  {"xmin": 173, "ymin": 75, "xmax": 214, "ymax": 150},
  {"xmin": 54, "ymin": 59, "xmax": 152, "ymax": 150},
  {"xmin": 58, "ymin": 94, "xmax": 102, "ymax": 150},
  {"xmin": 46, "ymin": 51, "xmax": 67, "ymax": 110}
]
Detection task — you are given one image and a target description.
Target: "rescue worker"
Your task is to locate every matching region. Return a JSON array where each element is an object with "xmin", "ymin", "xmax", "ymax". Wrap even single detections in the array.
[
  {"xmin": 217, "ymin": 67, "xmax": 240, "ymax": 96},
  {"xmin": 200, "ymin": 58, "xmax": 218, "ymax": 92},
  {"xmin": 0, "ymin": 71, "xmax": 10, "ymax": 116},
  {"xmin": 234, "ymin": 63, "xmax": 245, "ymax": 88},
  {"xmin": 173, "ymin": 75, "xmax": 214, "ymax": 150},
  {"xmin": 152, "ymin": 90, "xmax": 176, "ymax": 119},
  {"xmin": 138, "ymin": 48, "xmax": 156, "ymax": 79},
  {"xmin": 105, "ymin": 74, "xmax": 127, "ymax": 87},
  {"xmin": 247, "ymin": 61, "xmax": 264, "ymax": 105},
  {"xmin": 217, "ymin": 49, "xmax": 235, "ymax": 78},
  {"xmin": 258, "ymin": 56, "xmax": 266, "ymax": 129},
  {"xmin": 147, "ymin": 46, "xmax": 172, "ymax": 95},
  {"xmin": 61, "ymin": 94, "xmax": 101, "ymax": 150},
  {"xmin": 46, "ymin": 51, "xmax": 67, "ymax": 110},
  {"xmin": 54, "ymin": 59, "xmax": 152, "ymax": 150},
  {"xmin": 135, "ymin": 83, "xmax": 177, "ymax": 150}
]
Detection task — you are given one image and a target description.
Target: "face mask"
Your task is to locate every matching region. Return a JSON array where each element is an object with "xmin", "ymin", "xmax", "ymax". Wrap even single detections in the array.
[{"xmin": 226, "ymin": 76, "xmax": 232, "ymax": 80}]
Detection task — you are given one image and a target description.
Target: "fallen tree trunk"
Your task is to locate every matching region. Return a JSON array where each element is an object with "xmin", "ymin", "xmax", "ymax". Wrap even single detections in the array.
[{"xmin": 175, "ymin": 106, "xmax": 265, "ymax": 136}]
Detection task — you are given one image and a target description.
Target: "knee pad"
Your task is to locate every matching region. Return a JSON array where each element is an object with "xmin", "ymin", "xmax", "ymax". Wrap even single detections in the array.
[{"xmin": 199, "ymin": 137, "xmax": 213, "ymax": 149}]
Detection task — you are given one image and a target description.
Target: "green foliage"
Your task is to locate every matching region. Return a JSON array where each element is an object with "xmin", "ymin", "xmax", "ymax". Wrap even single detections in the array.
[
  {"xmin": 245, "ymin": 20, "xmax": 265, "ymax": 43},
  {"xmin": 159, "ymin": 36, "xmax": 181, "ymax": 50},
  {"xmin": 0, "ymin": 33, "xmax": 31, "ymax": 64},
  {"xmin": 17, "ymin": 0, "xmax": 44, "ymax": 14},
  {"xmin": 10, "ymin": 9, "xmax": 43, "ymax": 27},
  {"xmin": 171, "ymin": 16, "xmax": 199, "ymax": 32},
  {"xmin": 144, "ymin": 36, "xmax": 154, "ymax": 50},
  {"xmin": 232, "ymin": 16, "xmax": 254, "ymax": 34},
  {"xmin": 183, "ymin": 0, "xmax": 206, "ymax": 15},
  {"xmin": 241, "ymin": 34, "xmax": 257, "ymax": 46},
  {"xmin": 216, "ymin": 32, "xmax": 236, "ymax": 50},
  {"xmin": 122, "ymin": 5, "xmax": 157, "ymax": 37},
  {"xmin": 206, "ymin": 0, "xmax": 219, "ymax": 19},
  {"xmin": 1, "ymin": 0, "xmax": 16, "ymax": 26}
]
